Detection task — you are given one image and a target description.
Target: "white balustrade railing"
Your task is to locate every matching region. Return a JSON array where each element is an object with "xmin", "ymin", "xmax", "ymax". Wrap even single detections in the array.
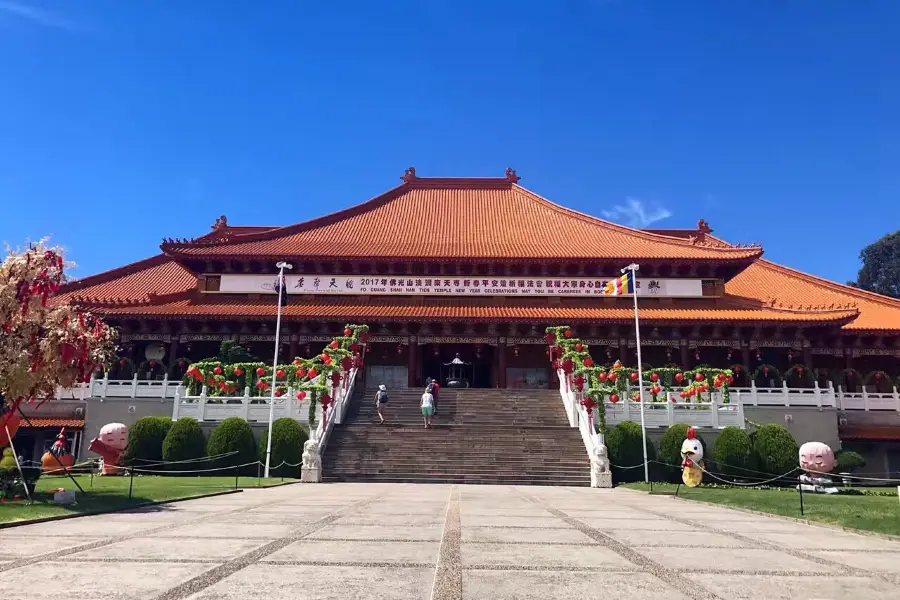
[
  {"xmin": 605, "ymin": 393, "xmax": 745, "ymax": 429},
  {"xmin": 57, "ymin": 374, "xmax": 181, "ymax": 401},
  {"xmin": 835, "ymin": 385, "xmax": 900, "ymax": 411},
  {"xmin": 171, "ymin": 384, "xmax": 317, "ymax": 424}
]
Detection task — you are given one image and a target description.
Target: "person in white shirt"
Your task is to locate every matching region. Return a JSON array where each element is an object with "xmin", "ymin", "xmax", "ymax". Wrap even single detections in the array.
[{"xmin": 420, "ymin": 388, "xmax": 434, "ymax": 429}]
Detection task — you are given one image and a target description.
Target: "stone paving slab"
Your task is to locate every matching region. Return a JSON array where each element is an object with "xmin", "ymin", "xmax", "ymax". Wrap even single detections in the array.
[
  {"xmin": 603, "ymin": 529, "xmax": 754, "ymax": 548},
  {"xmin": 307, "ymin": 523, "xmax": 444, "ymax": 541},
  {"xmin": 807, "ymin": 550, "xmax": 900, "ymax": 573},
  {"xmin": 462, "ymin": 541, "xmax": 638, "ymax": 568},
  {"xmin": 68, "ymin": 536, "xmax": 269, "ymax": 561},
  {"xmin": 149, "ymin": 522, "xmax": 289, "ymax": 539},
  {"xmin": 334, "ymin": 513, "xmax": 446, "ymax": 526},
  {"xmin": 460, "ymin": 514, "xmax": 573, "ymax": 528},
  {"xmin": 638, "ymin": 546, "xmax": 834, "ymax": 573},
  {"xmin": 0, "ymin": 535, "xmax": 108, "ymax": 556},
  {"xmin": 462, "ymin": 569, "xmax": 691, "ymax": 599},
  {"xmin": 460, "ymin": 525, "xmax": 598, "ymax": 544},
  {"xmin": 187, "ymin": 564, "xmax": 434, "ymax": 600},
  {"xmin": 1, "ymin": 561, "xmax": 214, "ymax": 600},
  {"xmin": 685, "ymin": 573, "xmax": 899, "ymax": 599},
  {"xmin": 753, "ymin": 531, "xmax": 900, "ymax": 550},
  {"xmin": 263, "ymin": 539, "xmax": 439, "ymax": 565}
]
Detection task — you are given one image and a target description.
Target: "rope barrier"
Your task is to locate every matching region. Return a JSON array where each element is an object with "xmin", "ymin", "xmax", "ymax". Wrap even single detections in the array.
[{"xmin": 133, "ymin": 451, "xmax": 239, "ymax": 465}]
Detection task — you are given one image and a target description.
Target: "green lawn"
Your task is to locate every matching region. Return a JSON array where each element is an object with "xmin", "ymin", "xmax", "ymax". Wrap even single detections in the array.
[
  {"xmin": 0, "ymin": 474, "xmax": 290, "ymax": 524},
  {"xmin": 623, "ymin": 483, "xmax": 900, "ymax": 536}
]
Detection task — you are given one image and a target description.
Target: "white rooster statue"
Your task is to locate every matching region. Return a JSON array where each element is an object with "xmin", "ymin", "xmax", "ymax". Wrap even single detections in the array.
[{"xmin": 680, "ymin": 426, "xmax": 704, "ymax": 487}]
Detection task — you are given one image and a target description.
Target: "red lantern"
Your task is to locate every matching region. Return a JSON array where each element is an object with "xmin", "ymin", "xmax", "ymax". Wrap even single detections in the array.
[
  {"xmin": 344, "ymin": 328, "xmax": 352, "ymax": 337},
  {"xmin": 574, "ymin": 375, "xmax": 584, "ymax": 388},
  {"xmin": 608, "ymin": 372, "xmax": 618, "ymax": 383},
  {"xmin": 256, "ymin": 380, "xmax": 265, "ymax": 389},
  {"xmin": 276, "ymin": 368, "xmax": 286, "ymax": 379},
  {"xmin": 396, "ymin": 345, "xmax": 403, "ymax": 355},
  {"xmin": 575, "ymin": 343, "xmax": 583, "ymax": 352},
  {"xmin": 359, "ymin": 332, "xmax": 369, "ymax": 343},
  {"xmin": 679, "ymin": 391, "xmax": 686, "ymax": 399},
  {"xmin": 330, "ymin": 341, "xmax": 339, "ymax": 349},
  {"xmin": 297, "ymin": 368, "xmax": 307, "ymax": 378},
  {"xmin": 296, "ymin": 391, "xmax": 307, "ymax": 400},
  {"xmin": 206, "ymin": 377, "xmax": 215, "ymax": 385},
  {"xmin": 609, "ymin": 394, "xmax": 620, "ymax": 404},
  {"xmin": 274, "ymin": 389, "xmax": 283, "ymax": 398},
  {"xmin": 256, "ymin": 367, "xmax": 266, "ymax": 376},
  {"xmin": 149, "ymin": 360, "xmax": 157, "ymax": 368},
  {"xmin": 763, "ymin": 367, "xmax": 769, "ymax": 377},
  {"xmin": 583, "ymin": 357, "xmax": 594, "ymax": 367},
  {"xmin": 598, "ymin": 372, "xmax": 608, "ymax": 383},
  {"xmin": 797, "ymin": 367, "xmax": 804, "ymax": 376},
  {"xmin": 630, "ymin": 372, "xmax": 639, "ymax": 382},
  {"xmin": 323, "ymin": 355, "xmax": 332, "ymax": 365},
  {"xmin": 875, "ymin": 372, "xmax": 883, "ymax": 381},
  {"xmin": 119, "ymin": 359, "xmax": 127, "ymax": 367},
  {"xmin": 694, "ymin": 373, "xmax": 705, "ymax": 382},
  {"xmin": 613, "ymin": 360, "xmax": 623, "ymax": 369},
  {"xmin": 213, "ymin": 366, "xmax": 223, "ymax": 375},
  {"xmin": 341, "ymin": 357, "xmax": 352, "ymax": 371},
  {"xmin": 178, "ymin": 360, "xmax": 186, "ymax": 368},
  {"xmin": 735, "ymin": 366, "xmax": 742, "ymax": 373},
  {"xmin": 331, "ymin": 372, "xmax": 342, "ymax": 385},
  {"xmin": 561, "ymin": 359, "xmax": 574, "ymax": 374},
  {"xmin": 675, "ymin": 373, "xmax": 684, "ymax": 383},
  {"xmin": 726, "ymin": 376, "xmax": 734, "ymax": 385},
  {"xmin": 308, "ymin": 368, "xmax": 318, "ymax": 379},
  {"xmin": 233, "ymin": 367, "xmax": 243, "ymax": 376},
  {"xmin": 350, "ymin": 343, "xmax": 360, "ymax": 353},
  {"xmin": 544, "ymin": 332, "xmax": 556, "ymax": 345},
  {"xmin": 650, "ymin": 373, "xmax": 659, "ymax": 382},
  {"xmin": 564, "ymin": 329, "xmax": 572, "ymax": 338}
]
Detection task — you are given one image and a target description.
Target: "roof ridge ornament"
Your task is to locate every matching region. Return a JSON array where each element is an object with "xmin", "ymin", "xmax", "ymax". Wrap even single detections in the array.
[
  {"xmin": 212, "ymin": 215, "xmax": 228, "ymax": 231},
  {"xmin": 505, "ymin": 167, "xmax": 520, "ymax": 183},
  {"xmin": 401, "ymin": 167, "xmax": 417, "ymax": 183},
  {"xmin": 697, "ymin": 219, "xmax": 712, "ymax": 234}
]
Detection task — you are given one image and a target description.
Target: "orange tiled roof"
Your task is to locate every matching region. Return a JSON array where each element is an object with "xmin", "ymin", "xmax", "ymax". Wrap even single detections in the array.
[
  {"xmin": 91, "ymin": 297, "xmax": 858, "ymax": 325},
  {"xmin": 160, "ymin": 174, "xmax": 763, "ymax": 262},
  {"xmin": 55, "ymin": 255, "xmax": 196, "ymax": 306},
  {"xmin": 20, "ymin": 418, "xmax": 85, "ymax": 429}
]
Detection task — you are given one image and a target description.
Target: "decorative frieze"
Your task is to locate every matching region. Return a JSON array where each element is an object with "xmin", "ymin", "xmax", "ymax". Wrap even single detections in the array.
[
  {"xmin": 749, "ymin": 340, "xmax": 803, "ymax": 350},
  {"xmin": 687, "ymin": 340, "xmax": 741, "ymax": 349},
  {"xmin": 118, "ymin": 334, "xmax": 172, "ymax": 342},
  {"xmin": 417, "ymin": 336, "xmax": 498, "ymax": 345}
]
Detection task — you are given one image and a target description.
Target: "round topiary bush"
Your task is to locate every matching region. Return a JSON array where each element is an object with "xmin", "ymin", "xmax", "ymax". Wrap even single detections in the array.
[
  {"xmin": 123, "ymin": 416, "xmax": 173, "ymax": 463},
  {"xmin": 258, "ymin": 418, "xmax": 308, "ymax": 478},
  {"xmin": 835, "ymin": 449, "xmax": 866, "ymax": 473},
  {"xmin": 750, "ymin": 423, "xmax": 799, "ymax": 479},
  {"xmin": 657, "ymin": 424, "xmax": 706, "ymax": 482},
  {"xmin": 710, "ymin": 426, "xmax": 755, "ymax": 479},
  {"xmin": 162, "ymin": 418, "xmax": 207, "ymax": 471},
  {"xmin": 206, "ymin": 417, "xmax": 257, "ymax": 475},
  {"xmin": 606, "ymin": 421, "xmax": 657, "ymax": 483}
]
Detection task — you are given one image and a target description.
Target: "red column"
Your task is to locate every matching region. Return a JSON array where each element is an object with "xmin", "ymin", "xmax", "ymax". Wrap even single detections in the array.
[{"xmin": 498, "ymin": 341, "xmax": 507, "ymax": 388}]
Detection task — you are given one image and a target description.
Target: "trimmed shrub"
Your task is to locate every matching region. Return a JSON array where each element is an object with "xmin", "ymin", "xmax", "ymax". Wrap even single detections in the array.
[
  {"xmin": 206, "ymin": 417, "xmax": 257, "ymax": 475},
  {"xmin": 657, "ymin": 424, "xmax": 706, "ymax": 483},
  {"xmin": 162, "ymin": 418, "xmax": 207, "ymax": 470},
  {"xmin": 835, "ymin": 450, "xmax": 866, "ymax": 473},
  {"xmin": 710, "ymin": 426, "xmax": 755, "ymax": 479},
  {"xmin": 750, "ymin": 423, "xmax": 799, "ymax": 478},
  {"xmin": 606, "ymin": 421, "xmax": 657, "ymax": 483},
  {"xmin": 123, "ymin": 416, "xmax": 173, "ymax": 463},
  {"xmin": 258, "ymin": 418, "xmax": 308, "ymax": 478}
]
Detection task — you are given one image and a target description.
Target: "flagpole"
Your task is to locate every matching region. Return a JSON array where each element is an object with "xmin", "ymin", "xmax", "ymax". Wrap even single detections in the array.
[
  {"xmin": 623, "ymin": 263, "xmax": 649, "ymax": 483},
  {"xmin": 264, "ymin": 261, "xmax": 292, "ymax": 478}
]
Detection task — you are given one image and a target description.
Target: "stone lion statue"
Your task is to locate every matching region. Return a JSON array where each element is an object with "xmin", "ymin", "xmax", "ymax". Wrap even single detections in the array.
[
  {"xmin": 590, "ymin": 444, "xmax": 612, "ymax": 488},
  {"xmin": 301, "ymin": 438, "xmax": 321, "ymax": 470}
]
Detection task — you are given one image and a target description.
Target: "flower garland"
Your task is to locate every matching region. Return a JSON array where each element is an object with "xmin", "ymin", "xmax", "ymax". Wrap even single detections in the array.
[
  {"xmin": 838, "ymin": 368, "xmax": 863, "ymax": 388},
  {"xmin": 182, "ymin": 325, "xmax": 370, "ymax": 425},
  {"xmin": 168, "ymin": 357, "xmax": 190, "ymax": 379},
  {"xmin": 752, "ymin": 363, "xmax": 781, "ymax": 383},
  {"xmin": 137, "ymin": 359, "xmax": 166, "ymax": 381},
  {"xmin": 108, "ymin": 356, "xmax": 136, "ymax": 379},
  {"xmin": 545, "ymin": 326, "xmax": 736, "ymax": 433},
  {"xmin": 728, "ymin": 364, "xmax": 749, "ymax": 386},
  {"xmin": 863, "ymin": 370, "xmax": 891, "ymax": 387},
  {"xmin": 783, "ymin": 364, "xmax": 814, "ymax": 386}
]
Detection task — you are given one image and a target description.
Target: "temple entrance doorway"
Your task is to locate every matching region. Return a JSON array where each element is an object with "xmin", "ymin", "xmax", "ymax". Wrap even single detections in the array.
[{"xmin": 421, "ymin": 343, "xmax": 495, "ymax": 388}]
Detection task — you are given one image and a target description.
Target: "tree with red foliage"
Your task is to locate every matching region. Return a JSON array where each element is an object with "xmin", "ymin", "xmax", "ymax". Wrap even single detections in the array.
[{"xmin": 1, "ymin": 241, "xmax": 116, "ymax": 436}]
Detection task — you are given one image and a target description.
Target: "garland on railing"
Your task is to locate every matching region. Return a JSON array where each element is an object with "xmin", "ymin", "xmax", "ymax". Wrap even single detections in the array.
[
  {"xmin": 783, "ymin": 364, "xmax": 814, "ymax": 386},
  {"xmin": 137, "ymin": 359, "xmax": 166, "ymax": 381},
  {"xmin": 752, "ymin": 363, "xmax": 781, "ymax": 383},
  {"xmin": 106, "ymin": 356, "xmax": 135, "ymax": 379},
  {"xmin": 839, "ymin": 367, "xmax": 863, "ymax": 388},
  {"xmin": 182, "ymin": 325, "xmax": 370, "ymax": 424},
  {"xmin": 728, "ymin": 364, "xmax": 749, "ymax": 386},
  {"xmin": 545, "ymin": 326, "xmax": 736, "ymax": 433},
  {"xmin": 168, "ymin": 357, "xmax": 191, "ymax": 379},
  {"xmin": 863, "ymin": 370, "xmax": 891, "ymax": 387}
]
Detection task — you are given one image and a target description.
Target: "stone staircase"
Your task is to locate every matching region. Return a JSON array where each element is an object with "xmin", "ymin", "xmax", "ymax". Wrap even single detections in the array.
[{"xmin": 321, "ymin": 386, "xmax": 591, "ymax": 486}]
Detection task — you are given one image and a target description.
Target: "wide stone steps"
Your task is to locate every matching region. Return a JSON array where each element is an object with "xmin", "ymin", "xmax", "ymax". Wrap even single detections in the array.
[{"xmin": 322, "ymin": 386, "xmax": 590, "ymax": 486}]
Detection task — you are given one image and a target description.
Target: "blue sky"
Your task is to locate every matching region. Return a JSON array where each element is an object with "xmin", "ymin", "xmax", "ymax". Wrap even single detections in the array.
[{"xmin": 1, "ymin": 1, "xmax": 896, "ymax": 284}]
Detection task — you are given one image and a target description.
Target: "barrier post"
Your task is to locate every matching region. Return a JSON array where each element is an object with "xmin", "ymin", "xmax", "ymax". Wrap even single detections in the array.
[
  {"xmin": 257, "ymin": 461, "xmax": 261, "ymax": 487},
  {"xmin": 129, "ymin": 460, "xmax": 136, "ymax": 501},
  {"xmin": 234, "ymin": 464, "xmax": 239, "ymax": 490},
  {"xmin": 798, "ymin": 475, "xmax": 804, "ymax": 516}
]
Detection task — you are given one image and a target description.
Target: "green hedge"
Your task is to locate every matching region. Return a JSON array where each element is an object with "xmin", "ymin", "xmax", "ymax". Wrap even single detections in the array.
[
  {"xmin": 162, "ymin": 418, "xmax": 207, "ymax": 470},
  {"xmin": 123, "ymin": 416, "xmax": 173, "ymax": 463},
  {"xmin": 258, "ymin": 418, "xmax": 308, "ymax": 478},
  {"xmin": 750, "ymin": 423, "xmax": 799, "ymax": 478},
  {"xmin": 835, "ymin": 450, "xmax": 866, "ymax": 472},
  {"xmin": 207, "ymin": 417, "xmax": 258, "ymax": 475},
  {"xmin": 657, "ymin": 424, "xmax": 706, "ymax": 483},
  {"xmin": 710, "ymin": 426, "xmax": 755, "ymax": 479},
  {"xmin": 607, "ymin": 421, "xmax": 656, "ymax": 483}
]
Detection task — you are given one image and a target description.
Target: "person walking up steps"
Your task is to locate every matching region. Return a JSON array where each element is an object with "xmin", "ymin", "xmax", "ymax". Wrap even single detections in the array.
[
  {"xmin": 420, "ymin": 387, "xmax": 434, "ymax": 429},
  {"xmin": 426, "ymin": 378, "xmax": 440, "ymax": 416},
  {"xmin": 374, "ymin": 384, "xmax": 388, "ymax": 424}
]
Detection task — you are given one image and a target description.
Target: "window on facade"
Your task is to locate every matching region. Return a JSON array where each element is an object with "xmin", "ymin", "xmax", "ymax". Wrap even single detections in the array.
[{"xmin": 204, "ymin": 276, "xmax": 221, "ymax": 292}]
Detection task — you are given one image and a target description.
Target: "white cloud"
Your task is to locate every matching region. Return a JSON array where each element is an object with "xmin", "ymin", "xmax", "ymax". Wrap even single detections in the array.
[
  {"xmin": 601, "ymin": 197, "xmax": 672, "ymax": 228},
  {"xmin": 0, "ymin": 1, "xmax": 75, "ymax": 31}
]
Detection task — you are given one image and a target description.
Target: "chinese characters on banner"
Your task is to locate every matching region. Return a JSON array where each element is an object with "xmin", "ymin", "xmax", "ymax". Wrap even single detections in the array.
[{"xmin": 217, "ymin": 274, "xmax": 705, "ymax": 298}]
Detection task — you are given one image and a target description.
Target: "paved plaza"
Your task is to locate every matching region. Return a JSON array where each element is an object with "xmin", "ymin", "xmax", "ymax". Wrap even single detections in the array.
[{"xmin": 1, "ymin": 483, "xmax": 899, "ymax": 599}]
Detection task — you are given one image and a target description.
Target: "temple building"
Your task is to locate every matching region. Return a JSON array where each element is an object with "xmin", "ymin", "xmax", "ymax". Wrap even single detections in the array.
[
  {"xmin": 53, "ymin": 168, "xmax": 900, "ymax": 473},
  {"xmin": 58, "ymin": 167, "xmax": 900, "ymax": 384}
]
